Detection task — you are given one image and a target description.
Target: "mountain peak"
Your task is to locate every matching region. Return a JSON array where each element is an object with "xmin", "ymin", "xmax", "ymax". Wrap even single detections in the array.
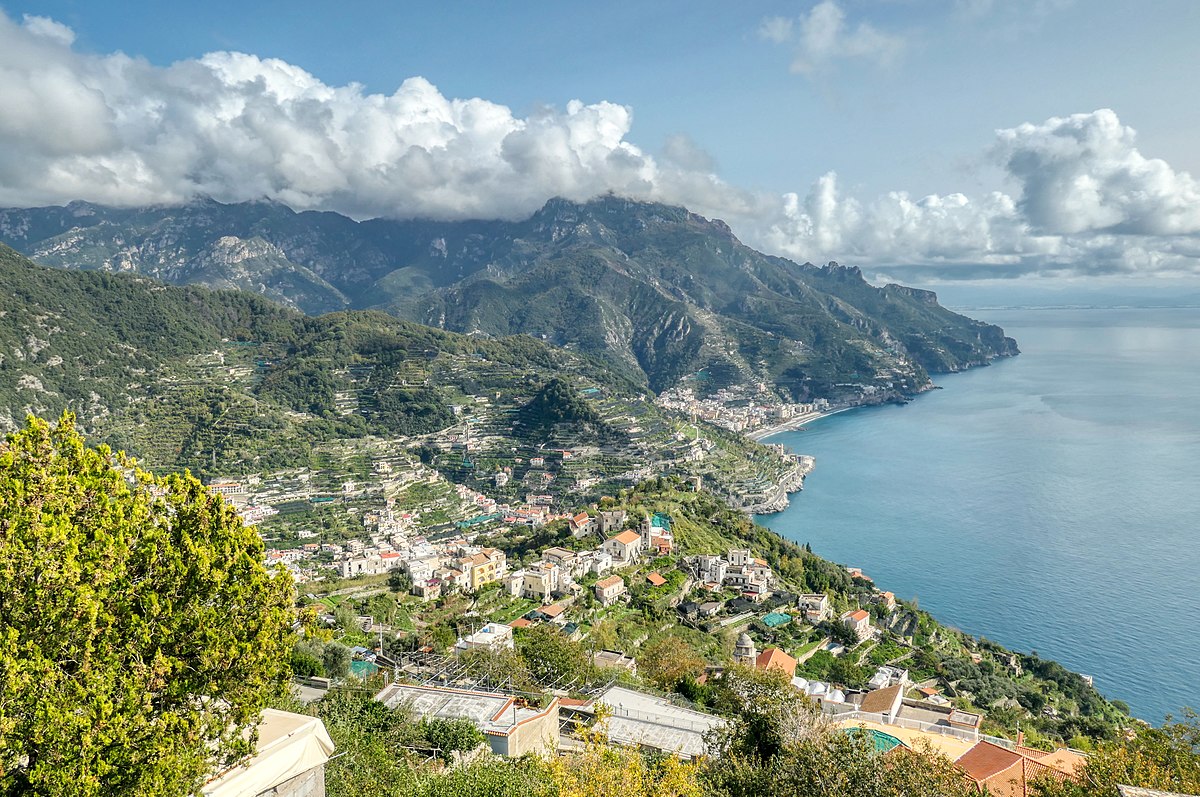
[{"xmin": 0, "ymin": 197, "xmax": 1018, "ymax": 398}]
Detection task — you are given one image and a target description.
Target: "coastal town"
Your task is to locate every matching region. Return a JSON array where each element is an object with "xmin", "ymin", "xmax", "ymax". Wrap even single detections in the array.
[
  {"xmin": 213, "ymin": 424, "xmax": 1114, "ymax": 796},
  {"xmin": 151, "ymin": 337, "xmax": 1131, "ymax": 797},
  {"xmin": 655, "ymin": 381, "xmax": 836, "ymax": 438}
]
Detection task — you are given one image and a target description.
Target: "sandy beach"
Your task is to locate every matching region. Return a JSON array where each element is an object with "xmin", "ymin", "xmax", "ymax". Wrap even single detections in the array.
[{"xmin": 745, "ymin": 407, "xmax": 852, "ymax": 442}]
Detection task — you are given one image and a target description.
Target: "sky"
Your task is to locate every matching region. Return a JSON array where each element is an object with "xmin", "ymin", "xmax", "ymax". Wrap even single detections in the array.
[{"xmin": 2, "ymin": 1, "xmax": 1199, "ymax": 283}]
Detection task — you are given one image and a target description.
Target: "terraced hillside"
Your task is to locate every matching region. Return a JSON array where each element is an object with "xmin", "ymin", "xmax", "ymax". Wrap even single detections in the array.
[{"xmin": 0, "ymin": 244, "xmax": 797, "ymax": 507}]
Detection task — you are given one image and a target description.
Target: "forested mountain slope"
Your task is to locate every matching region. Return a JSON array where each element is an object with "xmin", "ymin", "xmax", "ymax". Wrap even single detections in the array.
[{"xmin": 1, "ymin": 196, "xmax": 1018, "ymax": 398}]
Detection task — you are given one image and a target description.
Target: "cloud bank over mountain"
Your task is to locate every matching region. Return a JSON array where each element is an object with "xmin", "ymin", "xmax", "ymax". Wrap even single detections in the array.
[{"xmin": 2, "ymin": 11, "xmax": 1198, "ymax": 278}]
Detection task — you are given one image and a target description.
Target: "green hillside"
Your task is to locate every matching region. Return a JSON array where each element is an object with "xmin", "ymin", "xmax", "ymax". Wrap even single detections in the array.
[
  {"xmin": 0, "ymin": 196, "xmax": 1018, "ymax": 399},
  {"xmin": 0, "ymin": 245, "xmax": 797, "ymax": 506}
]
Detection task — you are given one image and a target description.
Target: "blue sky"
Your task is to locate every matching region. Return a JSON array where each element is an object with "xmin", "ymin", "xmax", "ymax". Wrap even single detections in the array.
[{"xmin": 3, "ymin": 1, "xmax": 1199, "ymax": 282}]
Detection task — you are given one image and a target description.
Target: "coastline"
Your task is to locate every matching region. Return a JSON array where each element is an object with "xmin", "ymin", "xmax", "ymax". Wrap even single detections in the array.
[
  {"xmin": 742, "ymin": 337, "xmax": 1169, "ymax": 724},
  {"xmin": 745, "ymin": 406, "xmax": 853, "ymax": 442}
]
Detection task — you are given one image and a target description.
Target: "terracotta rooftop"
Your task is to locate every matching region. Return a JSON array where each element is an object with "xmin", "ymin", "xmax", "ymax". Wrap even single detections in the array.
[
  {"xmin": 755, "ymin": 647, "xmax": 797, "ymax": 676},
  {"xmin": 955, "ymin": 740, "xmax": 1022, "ymax": 782},
  {"xmin": 596, "ymin": 575, "xmax": 624, "ymax": 589},
  {"xmin": 955, "ymin": 740, "xmax": 1082, "ymax": 797},
  {"xmin": 646, "ymin": 572, "xmax": 667, "ymax": 587},
  {"xmin": 611, "ymin": 530, "xmax": 641, "ymax": 545},
  {"xmin": 847, "ymin": 609, "xmax": 870, "ymax": 622},
  {"xmin": 539, "ymin": 603, "xmax": 566, "ymax": 618},
  {"xmin": 510, "ymin": 618, "xmax": 532, "ymax": 628}
]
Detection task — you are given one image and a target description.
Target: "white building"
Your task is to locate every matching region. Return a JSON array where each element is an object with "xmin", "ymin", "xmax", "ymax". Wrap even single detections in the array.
[
  {"xmin": 841, "ymin": 609, "xmax": 873, "ymax": 641},
  {"xmin": 454, "ymin": 622, "xmax": 515, "ymax": 654},
  {"xmin": 594, "ymin": 575, "xmax": 626, "ymax": 607},
  {"xmin": 522, "ymin": 562, "xmax": 560, "ymax": 602},
  {"xmin": 798, "ymin": 594, "xmax": 832, "ymax": 624},
  {"xmin": 601, "ymin": 530, "xmax": 643, "ymax": 563}
]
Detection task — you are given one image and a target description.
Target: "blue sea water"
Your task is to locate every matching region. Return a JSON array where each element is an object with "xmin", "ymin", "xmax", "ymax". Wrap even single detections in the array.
[{"xmin": 759, "ymin": 305, "xmax": 1200, "ymax": 723}]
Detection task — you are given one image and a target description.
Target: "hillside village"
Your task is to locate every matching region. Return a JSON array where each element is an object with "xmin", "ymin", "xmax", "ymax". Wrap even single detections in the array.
[{"xmin": 243, "ymin": 468, "xmax": 1127, "ymax": 797}]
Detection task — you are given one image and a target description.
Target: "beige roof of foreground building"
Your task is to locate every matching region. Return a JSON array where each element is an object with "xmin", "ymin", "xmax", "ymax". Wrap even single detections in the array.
[{"xmin": 204, "ymin": 709, "xmax": 335, "ymax": 797}]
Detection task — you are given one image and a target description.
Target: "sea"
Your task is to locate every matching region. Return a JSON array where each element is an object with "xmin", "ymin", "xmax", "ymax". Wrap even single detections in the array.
[{"xmin": 758, "ymin": 301, "xmax": 1200, "ymax": 724}]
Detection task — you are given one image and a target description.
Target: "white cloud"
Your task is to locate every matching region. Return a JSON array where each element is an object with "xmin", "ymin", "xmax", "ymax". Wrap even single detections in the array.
[
  {"xmin": 21, "ymin": 14, "xmax": 75, "ymax": 45},
  {"xmin": 0, "ymin": 12, "xmax": 1197, "ymax": 279},
  {"xmin": 758, "ymin": 16, "xmax": 794, "ymax": 44},
  {"xmin": 757, "ymin": 172, "xmax": 1027, "ymax": 267},
  {"xmin": 744, "ymin": 109, "xmax": 1200, "ymax": 277},
  {"xmin": 759, "ymin": 1, "xmax": 906, "ymax": 76},
  {"xmin": 0, "ymin": 12, "xmax": 665, "ymax": 219},
  {"xmin": 994, "ymin": 109, "xmax": 1200, "ymax": 236}
]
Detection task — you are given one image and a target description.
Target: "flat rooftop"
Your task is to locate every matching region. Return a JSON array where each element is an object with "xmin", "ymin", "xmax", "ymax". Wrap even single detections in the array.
[
  {"xmin": 588, "ymin": 685, "xmax": 724, "ymax": 759},
  {"xmin": 376, "ymin": 684, "xmax": 514, "ymax": 732}
]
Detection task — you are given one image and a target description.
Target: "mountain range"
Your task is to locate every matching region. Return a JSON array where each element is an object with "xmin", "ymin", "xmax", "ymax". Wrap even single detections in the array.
[
  {"xmin": 0, "ymin": 196, "xmax": 1017, "ymax": 398},
  {"xmin": 0, "ymin": 243, "xmax": 805, "ymax": 513}
]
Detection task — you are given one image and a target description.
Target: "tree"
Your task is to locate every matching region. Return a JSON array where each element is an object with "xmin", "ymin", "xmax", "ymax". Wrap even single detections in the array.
[
  {"xmin": 828, "ymin": 656, "xmax": 870, "ymax": 689},
  {"xmin": 515, "ymin": 624, "xmax": 592, "ymax": 687},
  {"xmin": 710, "ymin": 665, "xmax": 815, "ymax": 762},
  {"xmin": 706, "ymin": 730, "xmax": 978, "ymax": 797},
  {"xmin": 0, "ymin": 414, "xmax": 294, "ymax": 796},
  {"xmin": 423, "ymin": 622, "xmax": 458, "ymax": 653},
  {"xmin": 638, "ymin": 636, "xmax": 706, "ymax": 692},
  {"xmin": 388, "ymin": 568, "xmax": 413, "ymax": 592},
  {"xmin": 291, "ymin": 640, "xmax": 326, "ymax": 678},
  {"xmin": 540, "ymin": 731, "xmax": 703, "ymax": 797},
  {"xmin": 323, "ymin": 642, "xmax": 353, "ymax": 680},
  {"xmin": 419, "ymin": 718, "xmax": 486, "ymax": 762},
  {"xmin": 589, "ymin": 618, "xmax": 620, "ymax": 652},
  {"xmin": 816, "ymin": 619, "xmax": 858, "ymax": 648}
]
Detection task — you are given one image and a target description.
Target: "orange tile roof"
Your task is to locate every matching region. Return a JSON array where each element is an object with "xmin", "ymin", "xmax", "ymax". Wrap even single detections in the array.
[
  {"xmin": 539, "ymin": 603, "xmax": 566, "ymax": 618},
  {"xmin": 848, "ymin": 609, "xmax": 870, "ymax": 622},
  {"xmin": 956, "ymin": 741, "xmax": 1023, "ymax": 782},
  {"xmin": 755, "ymin": 647, "xmax": 797, "ymax": 676},
  {"xmin": 612, "ymin": 530, "xmax": 640, "ymax": 545},
  {"xmin": 954, "ymin": 740, "xmax": 1082, "ymax": 797},
  {"xmin": 1036, "ymin": 749, "xmax": 1086, "ymax": 776},
  {"xmin": 596, "ymin": 575, "xmax": 624, "ymax": 589},
  {"xmin": 646, "ymin": 572, "xmax": 667, "ymax": 586},
  {"xmin": 510, "ymin": 618, "xmax": 532, "ymax": 628}
]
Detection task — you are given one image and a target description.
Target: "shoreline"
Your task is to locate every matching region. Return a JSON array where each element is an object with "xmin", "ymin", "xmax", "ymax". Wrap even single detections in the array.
[
  {"xmin": 745, "ymin": 406, "xmax": 854, "ymax": 442},
  {"xmin": 742, "ymin": 359, "xmax": 1147, "ymax": 725}
]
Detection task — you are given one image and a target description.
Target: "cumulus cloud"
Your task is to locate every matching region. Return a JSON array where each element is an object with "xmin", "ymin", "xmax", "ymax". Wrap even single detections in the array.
[
  {"xmin": 758, "ymin": 172, "xmax": 1029, "ymax": 267},
  {"xmin": 994, "ymin": 109, "xmax": 1200, "ymax": 236},
  {"xmin": 749, "ymin": 109, "xmax": 1200, "ymax": 277},
  {"xmin": 0, "ymin": 11, "xmax": 1198, "ymax": 278},
  {"xmin": 759, "ymin": 1, "xmax": 906, "ymax": 76},
  {"xmin": 0, "ymin": 12, "xmax": 670, "ymax": 219},
  {"xmin": 21, "ymin": 14, "xmax": 75, "ymax": 45}
]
